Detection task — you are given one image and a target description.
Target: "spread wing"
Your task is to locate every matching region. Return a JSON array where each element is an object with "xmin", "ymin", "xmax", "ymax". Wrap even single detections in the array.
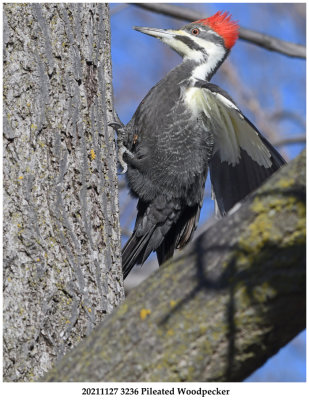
[{"xmin": 197, "ymin": 82, "xmax": 286, "ymax": 216}]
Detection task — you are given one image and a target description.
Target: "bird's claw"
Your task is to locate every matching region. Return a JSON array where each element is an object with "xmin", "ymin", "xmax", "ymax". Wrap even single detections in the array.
[
  {"xmin": 109, "ymin": 120, "xmax": 134, "ymax": 174},
  {"xmin": 117, "ymin": 146, "xmax": 134, "ymax": 174},
  {"xmin": 108, "ymin": 122, "xmax": 122, "ymax": 130}
]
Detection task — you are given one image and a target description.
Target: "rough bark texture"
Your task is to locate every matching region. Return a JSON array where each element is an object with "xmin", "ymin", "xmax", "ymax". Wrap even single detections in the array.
[
  {"xmin": 44, "ymin": 150, "xmax": 305, "ymax": 382},
  {"xmin": 3, "ymin": 3, "xmax": 124, "ymax": 382}
]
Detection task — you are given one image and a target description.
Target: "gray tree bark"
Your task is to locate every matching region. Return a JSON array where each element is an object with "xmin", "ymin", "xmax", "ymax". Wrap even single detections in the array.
[
  {"xmin": 43, "ymin": 151, "xmax": 305, "ymax": 382},
  {"xmin": 3, "ymin": 3, "xmax": 124, "ymax": 382}
]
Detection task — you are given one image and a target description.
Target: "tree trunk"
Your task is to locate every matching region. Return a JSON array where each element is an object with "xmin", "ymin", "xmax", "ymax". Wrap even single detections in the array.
[
  {"xmin": 3, "ymin": 3, "xmax": 124, "ymax": 382},
  {"xmin": 43, "ymin": 150, "xmax": 305, "ymax": 382}
]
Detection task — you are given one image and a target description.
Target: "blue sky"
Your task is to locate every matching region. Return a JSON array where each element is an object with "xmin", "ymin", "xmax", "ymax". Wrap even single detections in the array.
[{"xmin": 110, "ymin": 3, "xmax": 306, "ymax": 382}]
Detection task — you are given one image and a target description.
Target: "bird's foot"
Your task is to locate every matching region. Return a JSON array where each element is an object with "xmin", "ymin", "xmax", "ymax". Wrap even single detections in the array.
[{"xmin": 109, "ymin": 121, "xmax": 134, "ymax": 174}]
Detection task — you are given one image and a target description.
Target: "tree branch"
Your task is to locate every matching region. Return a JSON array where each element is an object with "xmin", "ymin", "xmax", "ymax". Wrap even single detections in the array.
[
  {"xmin": 110, "ymin": 4, "xmax": 129, "ymax": 16},
  {"xmin": 274, "ymin": 136, "xmax": 306, "ymax": 147},
  {"xmin": 43, "ymin": 150, "xmax": 305, "ymax": 382},
  {"xmin": 133, "ymin": 3, "xmax": 306, "ymax": 59},
  {"xmin": 270, "ymin": 110, "xmax": 306, "ymax": 129}
]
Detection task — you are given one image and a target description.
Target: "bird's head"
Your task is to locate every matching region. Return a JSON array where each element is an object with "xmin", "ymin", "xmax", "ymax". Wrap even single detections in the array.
[{"xmin": 134, "ymin": 11, "xmax": 239, "ymax": 80}]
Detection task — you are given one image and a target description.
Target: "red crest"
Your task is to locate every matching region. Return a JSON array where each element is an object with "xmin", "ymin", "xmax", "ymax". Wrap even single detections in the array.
[{"xmin": 195, "ymin": 11, "xmax": 239, "ymax": 49}]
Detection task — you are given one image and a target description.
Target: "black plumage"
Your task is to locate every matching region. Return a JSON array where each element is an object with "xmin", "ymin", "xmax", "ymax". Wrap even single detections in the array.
[
  {"xmin": 121, "ymin": 63, "xmax": 211, "ymax": 278},
  {"xmin": 115, "ymin": 17, "xmax": 285, "ymax": 279}
]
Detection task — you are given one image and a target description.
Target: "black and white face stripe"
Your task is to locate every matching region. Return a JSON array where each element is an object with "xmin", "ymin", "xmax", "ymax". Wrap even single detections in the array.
[
  {"xmin": 163, "ymin": 30, "xmax": 226, "ymax": 68},
  {"xmin": 174, "ymin": 35, "xmax": 206, "ymax": 53},
  {"xmin": 134, "ymin": 25, "xmax": 228, "ymax": 81}
]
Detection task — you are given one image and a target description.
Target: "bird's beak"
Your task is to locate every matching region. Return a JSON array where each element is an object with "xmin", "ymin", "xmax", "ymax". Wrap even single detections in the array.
[
  {"xmin": 133, "ymin": 26, "xmax": 176, "ymax": 40},
  {"xmin": 133, "ymin": 26, "xmax": 189, "ymax": 58}
]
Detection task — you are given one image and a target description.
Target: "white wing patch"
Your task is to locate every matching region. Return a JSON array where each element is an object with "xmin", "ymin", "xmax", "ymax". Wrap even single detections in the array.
[
  {"xmin": 184, "ymin": 87, "xmax": 272, "ymax": 168},
  {"xmin": 211, "ymin": 185, "xmax": 222, "ymax": 219}
]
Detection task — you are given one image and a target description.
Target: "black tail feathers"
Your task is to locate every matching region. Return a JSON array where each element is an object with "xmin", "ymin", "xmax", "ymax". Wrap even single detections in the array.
[
  {"xmin": 122, "ymin": 201, "xmax": 201, "ymax": 280},
  {"xmin": 122, "ymin": 227, "xmax": 155, "ymax": 279}
]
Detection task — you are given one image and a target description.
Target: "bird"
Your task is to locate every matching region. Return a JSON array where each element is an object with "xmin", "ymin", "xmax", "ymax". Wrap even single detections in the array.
[{"xmin": 110, "ymin": 11, "xmax": 286, "ymax": 279}]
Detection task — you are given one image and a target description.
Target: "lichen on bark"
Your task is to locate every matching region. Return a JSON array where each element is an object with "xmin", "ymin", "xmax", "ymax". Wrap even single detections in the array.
[{"xmin": 43, "ymin": 151, "xmax": 305, "ymax": 382}]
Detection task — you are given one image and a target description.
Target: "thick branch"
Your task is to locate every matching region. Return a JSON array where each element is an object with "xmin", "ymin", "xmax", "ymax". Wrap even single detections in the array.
[
  {"xmin": 133, "ymin": 3, "xmax": 306, "ymax": 59},
  {"xmin": 43, "ymin": 150, "xmax": 305, "ymax": 382}
]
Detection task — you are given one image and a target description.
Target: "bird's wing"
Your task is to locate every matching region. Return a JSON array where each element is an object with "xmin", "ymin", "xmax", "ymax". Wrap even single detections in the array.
[{"xmin": 196, "ymin": 82, "xmax": 286, "ymax": 216}]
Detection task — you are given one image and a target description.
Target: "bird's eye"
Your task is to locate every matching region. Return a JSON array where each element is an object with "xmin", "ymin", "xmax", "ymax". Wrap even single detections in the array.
[{"xmin": 191, "ymin": 28, "xmax": 200, "ymax": 35}]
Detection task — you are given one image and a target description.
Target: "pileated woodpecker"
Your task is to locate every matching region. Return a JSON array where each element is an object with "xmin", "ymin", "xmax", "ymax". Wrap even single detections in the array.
[{"xmin": 111, "ymin": 11, "xmax": 285, "ymax": 279}]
